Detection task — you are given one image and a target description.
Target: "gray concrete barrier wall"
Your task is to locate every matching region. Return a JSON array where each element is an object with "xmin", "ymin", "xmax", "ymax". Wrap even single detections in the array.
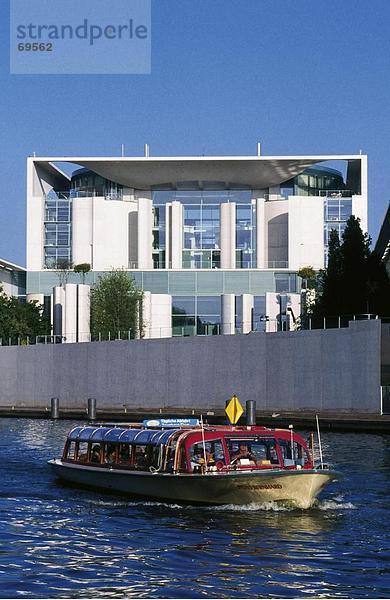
[{"xmin": 0, "ymin": 320, "xmax": 382, "ymax": 413}]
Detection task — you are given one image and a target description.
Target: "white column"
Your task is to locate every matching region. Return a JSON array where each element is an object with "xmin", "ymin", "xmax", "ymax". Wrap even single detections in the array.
[
  {"xmin": 150, "ymin": 294, "xmax": 172, "ymax": 338},
  {"xmin": 288, "ymin": 196, "xmax": 324, "ymax": 270},
  {"xmin": 220, "ymin": 203, "xmax": 236, "ymax": 269},
  {"xmin": 221, "ymin": 293, "xmax": 235, "ymax": 335},
  {"xmin": 265, "ymin": 292, "xmax": 279, "ymax": 333},
  {"xmin": 170, "ymin": 201, "xmax": 183, "ymax": 269},
  {"xmin": 241, "ymin": 294, "xmax": 254, "ymax": 333},
  {"xmin": 26, "ymin": 160, "xmax": 45, "ymax": 271},
  {"xmin": 256, "ymin": 197, "xmax": 266, "ymax": 268},
  {"xmin": 64, "ymin": 283, "xmax": 77, "ymax": 343},
  {"xmin": 137, "ymin": 194, "xmax": 153, "ymax": 269},
  {"xmin": 142, "ymin": 291, "xmax": 152, "ymax": 338},
  {"xmin": 77, "ymin": 284, "xmax": 90, "ymax": 343},
  {"xmin": 72, "ymin": 197, "xmax": 93, "ymax": 265},
  {"xmin": 53, "ymin": 286, "xmax": 65, "ymax": 337}
]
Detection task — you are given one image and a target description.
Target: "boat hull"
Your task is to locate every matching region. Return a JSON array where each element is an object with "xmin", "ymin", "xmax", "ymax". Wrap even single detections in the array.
[{"xmin": 49, "ymin": 460, "xmax": 338, "ymax": 509}]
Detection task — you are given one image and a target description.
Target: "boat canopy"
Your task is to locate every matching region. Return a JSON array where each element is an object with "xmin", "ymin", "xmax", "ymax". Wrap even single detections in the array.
[{"xmin": 67, "ymin": 426, "xmax": 179, "ymax": 446}]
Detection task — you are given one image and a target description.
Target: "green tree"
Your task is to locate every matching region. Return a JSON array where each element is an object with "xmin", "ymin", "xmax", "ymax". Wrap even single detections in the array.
[
  {"xmin": 0, "ymin": 285, "xmax": 50, "ymax": 343},
  {"xmin": 315, "ymin": 229, "xmax": 343, "ymax": 316},
  {"xmin": 90, "ymin": 271, "xmax": 143, "ymax": 339},
  {"xmin": 74, "ymin": 263, "xmax": 91, "ymax": 284},
  {"xmin": 297, "ymin": 266, "xmax": 316, "ymax": 290},
  {"xmin": 314, "ymin": 216, "xmax": 390, "ymax": 318},
  {"xmin": 339, "ymin": 215, "xmax": 370, "ymax": 314}
]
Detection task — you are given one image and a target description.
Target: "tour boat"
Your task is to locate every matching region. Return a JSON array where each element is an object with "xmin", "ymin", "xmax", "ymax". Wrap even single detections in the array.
[{"xmin": 49, "ymin": 420, "xmax": 339, "ymax": 508}]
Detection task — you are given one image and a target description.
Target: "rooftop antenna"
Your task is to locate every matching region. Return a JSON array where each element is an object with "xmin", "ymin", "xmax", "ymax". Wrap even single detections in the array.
[
  {"xmin": 121, "ymin": 144, "xmax": 125, "ymax": 157},
  {"xmin": 144, "ymin": 143, "xmax": 150, "ymax": 157},
  {"xmin": 359, "ymin": 149, "xmax": 363, "ymax": 155},
  {"xmin": 257, "ymin": 142, "xmax": 261, "ymax": 157}
]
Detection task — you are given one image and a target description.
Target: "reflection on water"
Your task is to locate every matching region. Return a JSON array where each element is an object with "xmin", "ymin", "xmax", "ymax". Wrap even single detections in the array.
[{"xmin": 0, "ymin": 419, "xmax": 388, "ymax": 598}]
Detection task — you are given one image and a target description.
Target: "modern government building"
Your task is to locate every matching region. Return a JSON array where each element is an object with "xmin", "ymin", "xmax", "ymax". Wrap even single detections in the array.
[{"xmin": 24, "ymin": 151, "xmax": 368, "ymax": 342}]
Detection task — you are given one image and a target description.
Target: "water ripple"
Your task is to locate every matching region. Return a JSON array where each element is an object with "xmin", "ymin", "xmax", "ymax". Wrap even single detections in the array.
[{"xmin": 0, "ymin": 420, "xmax": 388, "ymax": 598}]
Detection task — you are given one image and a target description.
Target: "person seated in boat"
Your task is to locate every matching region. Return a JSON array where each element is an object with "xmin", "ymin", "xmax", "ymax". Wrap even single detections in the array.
[
  {"xmin": 105, "ymin": 444, "xmax": 116, "ymax": 464},
  {"xmin": 91, "ymin": 444, "xmax": 101, "ymax": 463},
  {"xmin": 230, "ymin": 444, "xmax": 256, "ymax": 465}
]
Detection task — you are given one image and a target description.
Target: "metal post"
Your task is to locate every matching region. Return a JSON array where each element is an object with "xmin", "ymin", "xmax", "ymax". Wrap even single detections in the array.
[
  {"xmin": 51, "ymin": 397, "xmax": 60, "ymax": 419},
  {"xmin": 87, "ymin": 397, "xmax": 97, "ymax": 420},
  {"xmin": 323, "ymin": 316, "xmax": 326, "ymax": 329},
  {"xmin": 246, "ymin": 400, "xmax": 256, "ymax": 426}
]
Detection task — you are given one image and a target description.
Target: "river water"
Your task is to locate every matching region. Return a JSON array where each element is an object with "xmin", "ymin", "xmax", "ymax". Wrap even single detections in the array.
[{"xmin": 0, "ymin": 419, "xmax": 388, "ymax": 598}]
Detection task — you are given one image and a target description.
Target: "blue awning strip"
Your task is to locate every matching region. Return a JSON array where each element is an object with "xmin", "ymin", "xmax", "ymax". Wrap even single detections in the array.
[{"xmin": 67, "ymin": 426, "xmax": 179, "ymax": 446}]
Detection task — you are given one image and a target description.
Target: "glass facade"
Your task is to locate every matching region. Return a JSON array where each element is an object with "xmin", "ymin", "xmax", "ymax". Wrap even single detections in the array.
[
  {"xmin": 323, "ymin": 198, "xmax": 352, "ymax": 264},
  {"xmin": 172, "ymin": 295, "xmax": 221, "ymax": 336},
  {"xmin": 44, "ymin": 194, "xmax": 72, "ymax": 268},
  {"xmin": 152, "ymin": 189, "xmax": 254, "ymax": 270},
  {"xmin": 236, "ymin": 202, "xmax": 256, "ymax": 268},
  {"xmin": 71, "ymin": 169, "xmax": 123, "ymax": 199},
  {"xmin": 281, "ymin": 166, "xmax": 348, "ymax": 198}
]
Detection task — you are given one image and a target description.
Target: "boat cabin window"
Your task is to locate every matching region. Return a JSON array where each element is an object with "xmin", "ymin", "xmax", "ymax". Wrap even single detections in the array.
[
  {"xmin": 228, "ymin": 438, "xmax": 280, "ymax": 466},
  {"xmin": 118, "ymin": 443, "xmax": 130, "ymax": 463},
  {"xmin": 77, "ymin": 442, "xmax": 88, "ymax": 462},
  {"xmin": 104, "ymin": 443, "xmax": 117, "ymax": 464},
  {"xmin": 66, "ymin": 441, "xmax": 76, "ymax": 460},
  {"xmin": 90, "ymin": 444, "xmax": 102, "ymax": 463},
  {"xmin": 278, "ymin": 439, "xmax": 310, "ymax": 467},
  {"xmin": 189, "ymin": 440, "xmax": 225, "ymax": 471}
]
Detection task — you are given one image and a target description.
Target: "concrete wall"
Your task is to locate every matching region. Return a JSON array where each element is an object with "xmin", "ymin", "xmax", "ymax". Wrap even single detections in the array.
[{"xmin": 0, "ymin": 320, "xmax": 382, "ymax": 413}]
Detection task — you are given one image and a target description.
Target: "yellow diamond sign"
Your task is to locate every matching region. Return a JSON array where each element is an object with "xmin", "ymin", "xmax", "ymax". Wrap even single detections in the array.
[{"xmin": 225, "ymin": 395, "xmax": 244, "ymax": 425}]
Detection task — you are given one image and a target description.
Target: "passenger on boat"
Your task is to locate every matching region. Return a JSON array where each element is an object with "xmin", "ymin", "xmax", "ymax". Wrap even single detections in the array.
[
  {"xmin": 91, "ymin": 445, "xmax": 101, "ymax": 463},
  {"xmin": 230, "ymin": 444, "xmax": 256, "ymax": 464}
]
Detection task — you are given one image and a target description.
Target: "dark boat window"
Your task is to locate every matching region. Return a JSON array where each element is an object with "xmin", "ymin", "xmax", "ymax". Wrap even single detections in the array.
[
  {"xmin": 90, "ymin": 443, "xmax": 102, "ymax": 463},
  {"xmin": 295, "ymin": 443, "xmax": 311, "ymax": 466},
  {"xmin": 134, "ymin": 445, "xmax": 148, "ymax": 469},
  {"xmin": 104, "ymin": 443, "xmax": 117, "ymax": 464},
  {"xmin": 118, "ymin": 443, "xmax": 130, "ymax": 464},
  {"xmin": 278, "ymin": 439, "xmax": 294, "ymax": 466}
]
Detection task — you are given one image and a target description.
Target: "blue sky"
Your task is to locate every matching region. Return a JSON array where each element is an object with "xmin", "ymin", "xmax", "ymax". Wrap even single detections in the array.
[{"xmin": 1, "ymin": 0, "xmax": 390, "ymax": 265}]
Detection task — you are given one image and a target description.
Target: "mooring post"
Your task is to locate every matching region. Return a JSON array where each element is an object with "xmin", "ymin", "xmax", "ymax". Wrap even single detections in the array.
[
  {"xmin": 51, "ymin": 397, "xmax": 60, "ymax": 420},
  {"xmin": 87, "ymin": 397, "xmax": 97, "ymax": 420},
  {"xmin": 246, "ymin": 399, "xmax": 256, "ymax": 426}
]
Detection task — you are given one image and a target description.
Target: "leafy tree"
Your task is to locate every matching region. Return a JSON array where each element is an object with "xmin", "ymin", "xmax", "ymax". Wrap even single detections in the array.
[
  {"xmin": 314, "ymin": 216, "xmax": 390, "ymax": 318},
  {"xmin": 297, "ymin": 266, "xmax": 316, "ymax": 290},
  {"xmin": 74, "ymin": 263, "xmax": 91, "ymax": 284},
  {"xmin": 90, "ymin": 271, "xmax": 143, "ymax": 339},
  {"xmin": 0, "ymin": 285, "xmax": 50, "ymax": 343},
  {"xmin": 55, "ymin": 259, "xmax": 73, "ymax": 286},
  {"xmin": 315, "ymin": 229, "xmax": 343, "ymax": 316},
  {"xmin": 339, "ymin": 215, "xmax": 370, "ymax": 314}
]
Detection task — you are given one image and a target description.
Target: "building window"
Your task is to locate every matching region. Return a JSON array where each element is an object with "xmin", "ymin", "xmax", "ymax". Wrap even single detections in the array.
[
  {"xmin": 172, "ymin": 295, "xmax": 221, "ymax": 336},
  {"xmin": 323, "ymin": 198, "xmax": 352, "ymax": 265},
  {"xmin": 236, "ymin": 203, "xmax": 256, "ymax": 268},
  {"xmin": 44, "ymin": 196, "xmax": 72, "ymax": 268}
]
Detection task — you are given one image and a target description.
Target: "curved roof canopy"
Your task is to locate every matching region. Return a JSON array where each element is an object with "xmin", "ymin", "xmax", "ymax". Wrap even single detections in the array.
[
  {"xmin": 33, "ymin": 155, "xmax": 363, "ymax": 190},
  {"xmin": 67, "ymin": 426, "xmax": 179, "ymax": 445}
]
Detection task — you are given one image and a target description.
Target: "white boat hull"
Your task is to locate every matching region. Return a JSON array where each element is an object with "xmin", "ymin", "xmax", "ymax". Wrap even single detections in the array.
[{"xmin": 49, "ymin": 459, "xmax": 338, "ymax": 509}]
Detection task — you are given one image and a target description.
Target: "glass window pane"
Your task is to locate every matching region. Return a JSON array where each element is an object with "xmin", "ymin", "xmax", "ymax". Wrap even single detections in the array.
[{"xmin": 197, "ymin": 296, "xmax": 221, "ymax": 315}]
